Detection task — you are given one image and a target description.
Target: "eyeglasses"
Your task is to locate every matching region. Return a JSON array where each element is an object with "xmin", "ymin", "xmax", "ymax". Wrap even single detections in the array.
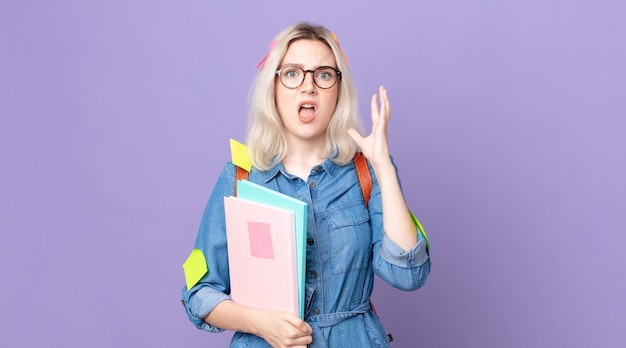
[{"xmin": 275, "ymin": 65, "xmax": 341, "ymax": 89}]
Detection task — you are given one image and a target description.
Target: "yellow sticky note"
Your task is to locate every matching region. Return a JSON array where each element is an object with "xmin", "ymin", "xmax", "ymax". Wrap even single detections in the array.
[
  {"xmin": 410, "ymin": 211, "xmax": 430, "ymax": 251},
  {"xmin": 183, "ymin": 249, "xmax": 208, "ymax": 290},
  {"xmin": 230, "ymin": 139, "xmax": 252, "ymax": 172}
]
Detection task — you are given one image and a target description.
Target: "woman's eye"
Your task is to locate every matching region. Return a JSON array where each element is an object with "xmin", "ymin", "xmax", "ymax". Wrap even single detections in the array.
[
  {"xmin": 285, "ymin": 70, "xmax": 300, "ymax": 79},
  {"xmin": 317, "ymin": 71, "xmax": 332, "ymax": 80}
]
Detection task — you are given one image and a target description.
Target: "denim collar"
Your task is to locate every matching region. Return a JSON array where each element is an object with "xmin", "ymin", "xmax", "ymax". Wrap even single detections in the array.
[{"xmin": 258, "ymin": 158, "xmax": 341, "ymax": 182}]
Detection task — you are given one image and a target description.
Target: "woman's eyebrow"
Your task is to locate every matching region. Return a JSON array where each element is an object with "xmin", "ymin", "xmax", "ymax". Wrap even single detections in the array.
[
  {"xmin": 280, "ymin": 63, "xmax": 334, "ymax": 70},
  {"xmin": 280, "ymin": 63, "xmax": 303, "ymax": 67}
]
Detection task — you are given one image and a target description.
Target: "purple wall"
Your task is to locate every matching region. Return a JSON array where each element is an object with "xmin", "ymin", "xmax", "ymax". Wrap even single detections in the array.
[{"xmin": 2, "ymin": 1, "xmax": 625, "ymax": 347}]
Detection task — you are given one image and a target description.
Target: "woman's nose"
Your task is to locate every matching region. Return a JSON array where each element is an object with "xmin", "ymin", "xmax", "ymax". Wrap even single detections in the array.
[{"xmin": 300, "ymin": 71, "xmax": 317, "ymax": 93}]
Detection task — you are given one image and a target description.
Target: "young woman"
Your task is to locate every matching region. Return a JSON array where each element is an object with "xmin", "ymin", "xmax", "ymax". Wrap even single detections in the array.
[{"xmin": 182, "ymin": 22, "xmax": 431, "ymax": 348}]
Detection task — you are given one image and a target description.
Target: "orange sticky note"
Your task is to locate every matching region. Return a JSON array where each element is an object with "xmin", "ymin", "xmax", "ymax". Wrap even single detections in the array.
[
  {"xmin": 230, "ymin": 139, "xmax": 252, "ymax": 172},
  {"xmin": 183, "ymin": 249, "xmax": 208, "ymax": 290}
]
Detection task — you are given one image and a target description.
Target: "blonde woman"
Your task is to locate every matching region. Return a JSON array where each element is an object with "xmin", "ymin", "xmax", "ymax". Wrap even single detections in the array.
[{"xmin": 182, "ymin": 22, "xmax": 431, "ymax": 348}]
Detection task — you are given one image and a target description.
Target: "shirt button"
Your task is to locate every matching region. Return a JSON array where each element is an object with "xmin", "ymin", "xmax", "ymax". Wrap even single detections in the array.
[
  {"xmin": 314, "ymin": 166, "xmax": 321, "ymax": 172},
  {"xmin": 309, "ymin": 181, "xmax": 316, "ymax": 188},
  {"xmin": 313, "ymin": 308, "xmax": 320, "ymax": 315},
  {"xmin": 311, "ymin": 271, "xmax": 317, "ymax": 278},
  {"xmin": 307, "ymin": 238, "xmax": 314, "ymax": 245}
]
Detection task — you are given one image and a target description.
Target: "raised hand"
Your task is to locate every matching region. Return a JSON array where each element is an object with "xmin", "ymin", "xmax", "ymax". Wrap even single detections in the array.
[{"xmin": 348, "ymin": 85, "xmax": 393, "ymax": 167}]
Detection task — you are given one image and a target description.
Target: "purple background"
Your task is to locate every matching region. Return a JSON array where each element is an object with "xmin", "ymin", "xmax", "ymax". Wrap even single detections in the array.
[{"xmin": 2, "ymin": 1, "xmax": 625, "ymax": 347}]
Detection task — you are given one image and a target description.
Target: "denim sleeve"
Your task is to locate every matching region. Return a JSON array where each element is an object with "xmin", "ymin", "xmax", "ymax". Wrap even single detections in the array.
[
  {"xmin": 369, "ymin": 157, "xmax": 431, "ymax": 291},
  {"xmin": 181, "ymin": 163, "xmax": 236, "ymax": 332}
]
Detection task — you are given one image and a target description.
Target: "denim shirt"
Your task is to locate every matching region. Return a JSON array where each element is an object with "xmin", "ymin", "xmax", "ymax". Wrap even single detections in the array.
[{"xmin": 182, "ymin": 157, "xmax": 431, "ymax": 347}]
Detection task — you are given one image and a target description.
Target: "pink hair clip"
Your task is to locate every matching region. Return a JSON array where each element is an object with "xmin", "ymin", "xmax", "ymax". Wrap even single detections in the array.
[{"xmin": 256, "ymin": 40, "xmax": 277, "ymax": 70}]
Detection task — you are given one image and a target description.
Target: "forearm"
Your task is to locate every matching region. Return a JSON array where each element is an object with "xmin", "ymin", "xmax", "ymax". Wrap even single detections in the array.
[
  {"xmin": 373, "ymin": 159, "xmax": 418, "ymax": 251},
  {"xmin": 205, "ymin": 300, "xmax": 313, "ymax": 347},
  {"xmin": 204, "ymin": 300, "xmax": 263, "ymax": 335}
]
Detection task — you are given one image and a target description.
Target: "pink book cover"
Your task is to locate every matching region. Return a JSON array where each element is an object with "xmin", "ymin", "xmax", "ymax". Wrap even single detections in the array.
[{"xmin": 223, "ymin": 196, "xmax": 298, "ymax": 315}]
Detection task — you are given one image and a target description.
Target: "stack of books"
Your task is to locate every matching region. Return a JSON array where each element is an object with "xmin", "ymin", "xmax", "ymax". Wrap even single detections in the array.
[{"xmin": 224, "ymin": 180, "xmax": 307, "ymax": 318}]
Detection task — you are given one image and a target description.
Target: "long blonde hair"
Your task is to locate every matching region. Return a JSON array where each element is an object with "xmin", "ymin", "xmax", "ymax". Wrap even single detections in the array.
[{"xmin": 246, "ymin": 22, "xmax": 363, "ymax": 170}]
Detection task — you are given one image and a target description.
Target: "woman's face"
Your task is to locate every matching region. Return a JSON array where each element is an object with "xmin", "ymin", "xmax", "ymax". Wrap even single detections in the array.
[{"xmin": 275, "ymin": 39, "xmax": 339, "ymax": 145}]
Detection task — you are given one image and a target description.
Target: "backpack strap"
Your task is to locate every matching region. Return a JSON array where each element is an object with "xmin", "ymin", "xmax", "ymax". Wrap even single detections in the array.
[
  {"xmin": 353, "ymin": 152, "xmax": 372, "ymax": 208},
  {"xmin": 353, "ymin": 153, "xmax": 396, "ymax": 342},
  {"xmin": 234, "ymin": 165, "xmax": 249, "ymax": 197}
]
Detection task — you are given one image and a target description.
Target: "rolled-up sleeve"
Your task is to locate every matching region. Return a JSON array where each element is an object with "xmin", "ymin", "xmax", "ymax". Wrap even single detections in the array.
[
  {"xmin": 380, "ymin": 231, "xmax": 430, "ymax": 268},
  {"xmin": 375, "ymin": 231, "xmax": 431, "ymax": 291},
  {"xmin": 182, "ymin": 284, "xmax": 231, "ymax": 332},
  {"xmin": 181, "ymin": 163, "xmax": 236, "ymax": 332}
]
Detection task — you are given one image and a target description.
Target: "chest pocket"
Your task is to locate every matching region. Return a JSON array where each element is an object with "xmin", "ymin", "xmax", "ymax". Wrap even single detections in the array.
[{"xmin": 323, "ymin": 201, "xmax": 371, "ymax": 275}]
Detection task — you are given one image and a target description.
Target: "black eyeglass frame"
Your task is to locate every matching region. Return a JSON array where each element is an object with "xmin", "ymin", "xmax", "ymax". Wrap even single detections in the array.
[{"xmin": 275, "ymin": 66, "xmax": 342, "ymax": 89}]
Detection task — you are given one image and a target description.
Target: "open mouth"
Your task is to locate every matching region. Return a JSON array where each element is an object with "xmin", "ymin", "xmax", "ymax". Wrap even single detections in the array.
[{"xmin": 298, "ymin": 103, "xmax": 316, "ymax": 123}]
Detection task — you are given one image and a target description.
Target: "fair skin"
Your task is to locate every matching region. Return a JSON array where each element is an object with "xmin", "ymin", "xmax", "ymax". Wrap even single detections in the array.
[
  {"xmin": 275, "ymin": 39, "xmax": 339, "ymax": 179},
  {"xmin": 205, "ymin": 38, "xmax": 418, "ymax": 348}
]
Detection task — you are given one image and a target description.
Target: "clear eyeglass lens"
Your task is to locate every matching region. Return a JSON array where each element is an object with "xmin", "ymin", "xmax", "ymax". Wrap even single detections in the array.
[{"xmin": 279, "ymin": 67, "xmax": 338, "ymax": 89}]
